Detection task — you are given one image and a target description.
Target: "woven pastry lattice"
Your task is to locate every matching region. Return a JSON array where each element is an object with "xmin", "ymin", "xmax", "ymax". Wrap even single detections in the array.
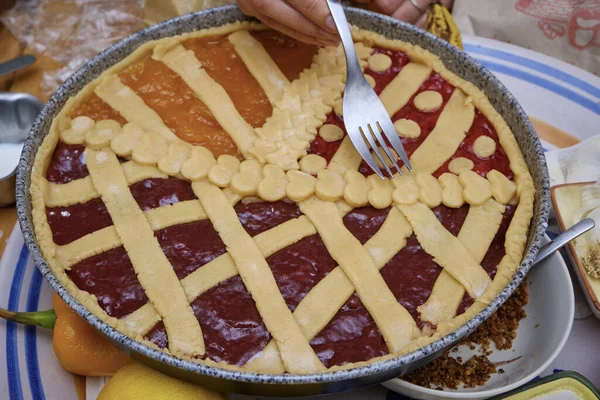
[{"xmin": 31, "ymin": 23, "xmax": 533, "ymax": 374}]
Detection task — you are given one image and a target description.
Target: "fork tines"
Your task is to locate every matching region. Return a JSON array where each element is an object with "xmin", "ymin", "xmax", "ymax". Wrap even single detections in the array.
[{"xmin": 358, "ymin": 121, "xmax": 412, "ymax": 179}]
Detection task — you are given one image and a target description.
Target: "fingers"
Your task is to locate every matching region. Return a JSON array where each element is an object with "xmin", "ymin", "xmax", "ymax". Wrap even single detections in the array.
[
  {"xmin": 415, "ymin": 11, "xmax": 427, "ymax": 28},
  {"xmin": 237, "ymin": 0, "xmax": 339, "ymax": 46},
  {"xmin": 392, "ymin": 0, "xmax": 432, "ymax": 24},
  {"xmin": 286, "ymin": 0, "xmax": 337, "ymax": 34},
  {"xmin": 261, "ymin": 13, "xmax": 339, "ymax": 46},
  {"xmin": 369, "ymin": 0, "xmax": 404, "ymax": 16}
]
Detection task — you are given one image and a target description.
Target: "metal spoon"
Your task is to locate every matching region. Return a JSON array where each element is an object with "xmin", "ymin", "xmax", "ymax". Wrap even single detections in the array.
[{"xmin": 533, "ymin": 218, "xmax": 595, "ymax": 266}]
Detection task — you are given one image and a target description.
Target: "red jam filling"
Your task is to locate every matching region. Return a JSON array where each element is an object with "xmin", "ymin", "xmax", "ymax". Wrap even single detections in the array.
[
  {"xmin": 308, "ymin": 47, "xmax": 512, "ymax": 181},
  {"xmin": 234, "ymin": 200, "xmax": 302, "ymax": 237},
  {"xmin": 46, "ymin": 164, "xmax": 514, "ymax": 367},
  {"xmin": 145, "ymin": 274, "xmax": 273, "ymax": 367},
  {"xmin": 46, "ymin": 198, "xmax": 112, "ymax": 245},
  {"xmin": 267, "ymin": 234, "xmax": 337, "ymax": 312},
  {"xmin": 365, "ymin": 47, "xmax": 410, "ymax": 95},
  {"xmin": 251, "ymin": 30, "xmax": 319, "ymax": 82},
  {"xmin": 66, "ymin": 247, "xmax": 148, "ymax": 319},
  {"xmin": 357, "ymin": 71, "xmax": 455, "ymax": 177},
  {"xmin": 310, "ymin": 205, "xmax": 469, "ymax": 367},
  {"xmin": 129, "ymin": 178, "xmax": 196, "ymax": 211},
  {"xmin": 191, "ymin": 276, "xmax": 271, "ymax": 366},
  {"xmin": 434, "ymin": 111, "xmax": 513, "ymax": 180},
  {"xmin": 155, "ymin": 220, "xmax": 227, "ymax": 280},
  {"xmin": 46, "ymin": 142, "xmax": 89, "ymax": 184},
  {"xmin": 307, "ymin": 112, "xmax": 346, "ymax": 164}
]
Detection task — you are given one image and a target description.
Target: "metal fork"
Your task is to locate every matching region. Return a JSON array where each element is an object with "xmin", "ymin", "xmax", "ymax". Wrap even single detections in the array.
[{"xmin": 326, "ymin": 0, "xmax": 411, "ymax": 178}]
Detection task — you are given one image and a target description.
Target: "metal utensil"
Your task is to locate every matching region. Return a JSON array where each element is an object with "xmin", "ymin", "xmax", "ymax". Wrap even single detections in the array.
[
  {"xmin": 0, "ymin": 55, "xmax": 36, "ymax": 78},
  {"xmin": 326, "ymin": 0, "xmax": 411, "ymax": 178},
  {"xmin": 0, "ymin": 92, "xmax": 43, "ymax": 207},
  {"xmin": 533, "ymin": 218, "xmax": 595, "ymax": 265}
]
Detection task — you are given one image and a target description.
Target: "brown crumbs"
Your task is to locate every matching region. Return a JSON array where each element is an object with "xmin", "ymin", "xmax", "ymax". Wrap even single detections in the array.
[
  {"xmin": 582, "ymin": 242, "xmax": 600, "ymax": 279},
  {"xmin": 403, "ymin": 283, "xmax": 529, "ymax": 389}
]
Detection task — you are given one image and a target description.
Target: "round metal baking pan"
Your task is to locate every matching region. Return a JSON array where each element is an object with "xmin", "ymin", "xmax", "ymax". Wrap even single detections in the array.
[{"xmin": 15, "ymin": 6, "xmax": 550, "ymax": 396}]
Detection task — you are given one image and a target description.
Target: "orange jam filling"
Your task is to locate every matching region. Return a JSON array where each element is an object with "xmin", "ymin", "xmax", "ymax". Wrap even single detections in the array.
[
  {"xmin": 70, "ymin": 93, "xmax": 127, "ymax": 125},
  {"xmin": 119, "ymin": 57, "xmax": 239, "ymax": 157},
  {"xmin": 251, "ymin": 30, "xmax": 319, "ymax": 81},
  {"xmin": 68, "ymin": 30, "xmax": 319, "ymax": 158},
  {"xmin": 183, "ymin": 35, "xmax": 273, "ymax": 129}
]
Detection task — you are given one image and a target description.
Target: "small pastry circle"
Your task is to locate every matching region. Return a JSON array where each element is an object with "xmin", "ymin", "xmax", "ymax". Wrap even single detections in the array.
[
  {"xmin": 448, "ymin": 157, "xmax": 474, "ymax": 175},
  {"xmin": 368, "ymin": 53, "xmax": 392, "ymax": 73},
  {"xmin": 299, "ymin": 154, "xmax": 327, "ymax": 174},
  {"xmin": 365, "ymin": 74, "xmax": 376, "ymax": 88},
  {"xmin": 414, "ymin": 90, "xmax": 443, "ymax": 112},
  {"xmin": 319, "ymin": 124, "xmax": 344, "ymax": 142},
  {"xmin": 473, "ymin": 136, "xmax": 497, "ymax": 158},
  {"xmin": 394, "ymin": 118, "xmax": 421, "ymax": 138}
]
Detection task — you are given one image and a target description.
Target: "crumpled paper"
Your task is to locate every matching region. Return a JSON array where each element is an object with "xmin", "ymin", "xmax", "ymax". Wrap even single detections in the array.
[
  {"xmin": 452, "ymin": 0, "xmax": 600, "ymax": 75},
  {"xmin": 0, "ymin": 0, "xmax": 145, "ymax": 99},
  {"xmin": 546, "ymin": 134, "xmax": 600, "ymax": 186}
]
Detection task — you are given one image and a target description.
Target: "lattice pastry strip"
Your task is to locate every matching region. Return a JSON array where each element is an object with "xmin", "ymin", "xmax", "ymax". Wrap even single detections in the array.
[
  {"xmin": 398, "ymin": 202, "xmax": 492, "ymax": 298},
  {"xmin": 44, "ymin": 161, "xmax": 167, "ymax": 208},
  {"xmin": 228, "ymin": 30, "xmax": 290, "ymax": 103},
  {"xmin": 95, "ymin": 75, "xmax": 179, "ymax": 143},
  {"xmin": 408, "ymin": 89, "xmax": 475, "ymax": 174},
  {"xmin": 153, "ymin": 43, "xmax": 257, "ymax": 157},
  {"xmin": 121, "ymin": 215, "xmax": 317, "ymax": 340},
  {"xmin": 300, "ymin": 197, "xmax": 420, "ymax": 354},
  {"xmin": 192, "ymin": 181, "xmax": 325, "ymax": 374},
  {"xmin": 379, "ymin": 62, "xmax": 431, "ymax": 116},
  {"xmin": 418, "ymin": 199, "xmax": 506, "ymax": 325},
  {"xmin": 245, "ymin": 206, "xmax": 413, "ymax": 373},
  {"xmin": 85, "ymin": 147, "xmax": 205, "ymax": 357}
]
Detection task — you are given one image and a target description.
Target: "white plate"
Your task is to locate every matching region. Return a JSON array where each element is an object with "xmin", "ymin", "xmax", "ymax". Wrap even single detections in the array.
[
  {"xmin": 2, "ymin": 35, "xmax": 599, "ymax": 400},
  {"xmin": 382, "ymin": 237, "xmax": 575, "ymax": 400}
]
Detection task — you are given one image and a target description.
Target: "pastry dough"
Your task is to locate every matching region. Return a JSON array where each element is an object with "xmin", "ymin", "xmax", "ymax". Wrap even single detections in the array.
[
  {"xmin": 368, "ymin": 53, "xmax": 392, "ymax": 72},
  {"xmin": 413, "ymin": 90, "xmax": 443, "ymax": 112},
  {"xmin": 448, "ymin": 157, "xmax": 474, "ymax": 175},
  {"xmin": 473, "ymin": 135, "xmax": 497, "ymax": 158},
  {"xmin": 319, "ymin": 124, "xmax": 344, "ymax": 142},
  {"xmin": 394, "ymin": 118, "xmax": 421, "ymax": 138},
  {"xmin": 409, "ymin": 90, "xmax": 475, "ymax": 174}
]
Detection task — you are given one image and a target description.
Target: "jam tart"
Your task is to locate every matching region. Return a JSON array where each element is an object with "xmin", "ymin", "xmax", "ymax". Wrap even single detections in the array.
[{"xmin": 31, "ymin": 22, "xmax": 534, "ymax": 374}]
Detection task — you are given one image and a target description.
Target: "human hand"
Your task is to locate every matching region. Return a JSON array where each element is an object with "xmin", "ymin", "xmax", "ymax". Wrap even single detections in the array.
[
  {"xmin": 356, "ymin": 0, "xmax": 454, "ymax": 26},
  {"xmin": 237, "ymin": 0, "xmax": 341, "ymax": 46}
]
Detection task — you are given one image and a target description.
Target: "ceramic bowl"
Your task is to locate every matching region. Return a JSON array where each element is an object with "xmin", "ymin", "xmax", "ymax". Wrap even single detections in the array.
[{"xmin": 15, "ymin": 6, "xmax": 550, "ymax": 396}]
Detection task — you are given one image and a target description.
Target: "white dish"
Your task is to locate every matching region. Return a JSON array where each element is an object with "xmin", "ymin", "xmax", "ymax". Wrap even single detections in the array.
[{"xmin": 382, "ymin": 237, "xmax": 575, "ymax": 400}]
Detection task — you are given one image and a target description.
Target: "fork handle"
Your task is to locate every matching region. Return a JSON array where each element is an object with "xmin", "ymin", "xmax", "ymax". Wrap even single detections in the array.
[{"xmin": 325, "ymin": 0, "xmax": 363, "ymax": 78}]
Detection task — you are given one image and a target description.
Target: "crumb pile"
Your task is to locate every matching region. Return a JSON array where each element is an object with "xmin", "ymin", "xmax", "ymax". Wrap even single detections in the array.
[
  {"xmin": 403, "ymin": 283, "xmax": 529, "ymax": 390},
  {"xmin": 582, "ymin": 242, "xmax": 600, "ymax": 278}
]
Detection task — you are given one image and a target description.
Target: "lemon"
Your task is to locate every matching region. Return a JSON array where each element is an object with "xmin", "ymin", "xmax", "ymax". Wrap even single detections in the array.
[{"xmin": 98, "ymin": 363, "xmax": 226, "ymax": 400}]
